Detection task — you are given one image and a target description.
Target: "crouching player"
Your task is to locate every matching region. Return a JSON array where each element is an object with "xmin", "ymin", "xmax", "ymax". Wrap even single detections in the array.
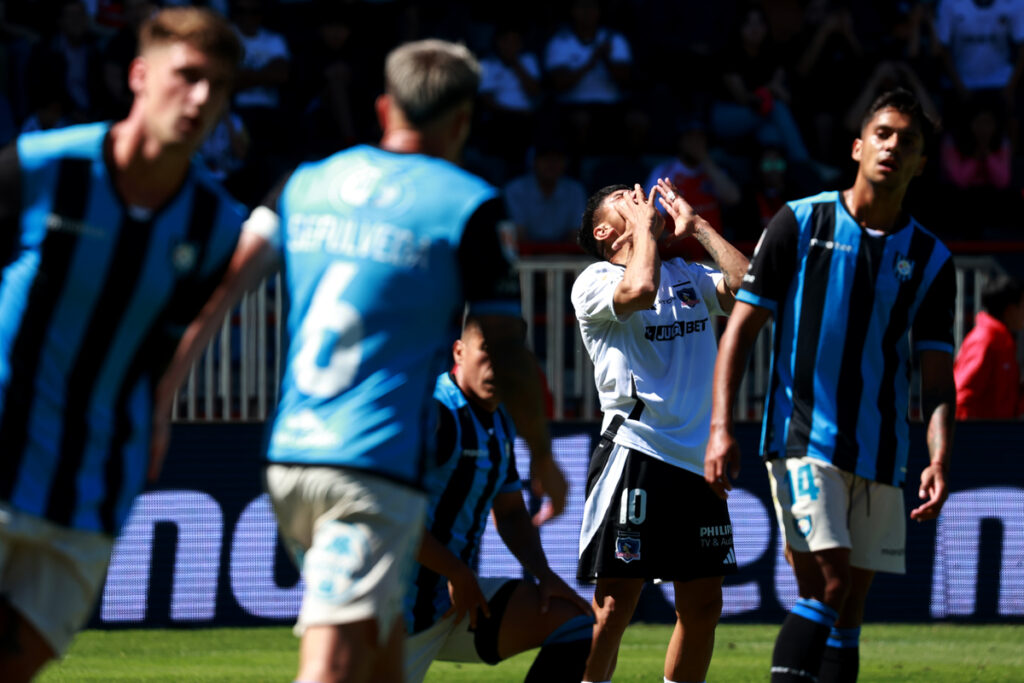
[{"xmin": 404, "ymin": 316, "xmax": 593, "ymax": 682}]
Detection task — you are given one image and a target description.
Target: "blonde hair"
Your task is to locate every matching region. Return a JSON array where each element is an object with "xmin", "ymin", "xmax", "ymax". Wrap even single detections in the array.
[
  {"xmin": 385, "ymin": 39, "xmax": 480, "ymax": 126},
  {"xmin": 138, "ymin": 7, "xmax": 242, "ymax": 69}
]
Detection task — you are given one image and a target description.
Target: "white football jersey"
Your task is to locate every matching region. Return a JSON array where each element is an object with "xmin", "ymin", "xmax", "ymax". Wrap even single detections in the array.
[{"xmin": 572, "ymin": 258, "xmax": 726, "ymax": 475}]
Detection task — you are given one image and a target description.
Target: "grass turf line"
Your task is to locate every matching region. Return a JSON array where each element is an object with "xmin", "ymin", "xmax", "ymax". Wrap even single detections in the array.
[{"xmin": 37, "ymin": 623, "xmax": 1024, "ymax": 682}]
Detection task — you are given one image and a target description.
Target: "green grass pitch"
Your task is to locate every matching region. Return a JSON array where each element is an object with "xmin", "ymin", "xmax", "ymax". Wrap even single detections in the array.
[{"xmin": 36, "ymin": 623, "xmax": 1023, "ymax": 682}]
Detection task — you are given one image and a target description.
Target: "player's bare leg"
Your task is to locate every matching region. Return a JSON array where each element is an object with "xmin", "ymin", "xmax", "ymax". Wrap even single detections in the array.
[
  {"xmin": 770, "ymin": 548, "xmax": 850, "ymax": 682},
  {"xmin": 818, "ymin": 567, "xmax": 874, "ymax": 683},
  {"xmin": 297, "ymin": 617, "xmax": 403, "ymax": 683},
  {"xmin": 496, "ymin": 579, "xmax": 590, "ymax": 657},
  {"xmin": 792, "ymin": 547, "xmax": 851, "ymax": 611},
  {"xmin": 583, "ymin": 577, "xmax": 644, "ymax": 681},
  {"xmin": 665, "ymin": 576, "xmax": 723, "ymax": 682},
  {"xmin": 0, "ymin": 599, "xmax": 55, "ymax": 683}
]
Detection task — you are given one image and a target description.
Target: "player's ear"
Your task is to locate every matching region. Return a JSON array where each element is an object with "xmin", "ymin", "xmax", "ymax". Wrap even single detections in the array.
[
  {"xmin": 914, "ymin": 154, "xmax": 927, "ymax": 177},
  {"xmin": 453, "ymin": 338, "xmax": 465, "ymax": 365},
  {"xmin": 128, "ymin": 56, "xmax": 147, "ymax": 96},
  {"xmin": 374, "ymin": 94, "xmax": 390, "ymax": 132},
  {"xmin": 851, "ymin": 137, "xmax": 862, "ymax": 163}
]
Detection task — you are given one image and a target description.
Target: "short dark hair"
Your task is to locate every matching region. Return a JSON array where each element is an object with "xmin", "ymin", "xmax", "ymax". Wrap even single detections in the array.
[
  {"xmin": 859, "ymin": 87, "xmax": 938, "ymax": 153},
  {"xmin": 578, "ymin": 184, "xmax": 629, "ymax": 260},
  {"xmin": 981, "ymin": 275, "xmax": 1024, "ymax": 320}
]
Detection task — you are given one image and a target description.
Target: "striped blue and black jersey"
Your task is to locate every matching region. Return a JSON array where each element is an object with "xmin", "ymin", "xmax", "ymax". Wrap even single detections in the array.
[
  {"xmin": 405, "ymin": 371, "xmax": 521, "ymax": 634},
  {"xmin": 0, "ymin": 123, "xmax": 245, "ymax": 534},
  {"xmin": 738, "ymin": 191, "xmax": 955, "ymax": 487},
  {"xmin": 258, "ymin": 145, "xmax": 522, "ymax": 487}
]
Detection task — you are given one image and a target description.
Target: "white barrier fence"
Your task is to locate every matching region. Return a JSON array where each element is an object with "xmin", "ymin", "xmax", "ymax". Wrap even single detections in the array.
[{"xmin": 171, "ymin": 256, "xmax": 1009, "ymax": 423}]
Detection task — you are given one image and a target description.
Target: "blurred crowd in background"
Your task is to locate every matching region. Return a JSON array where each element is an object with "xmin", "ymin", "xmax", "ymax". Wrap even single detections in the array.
[{"xmin": 2, "ymin": 0, "xmax": 1023, "ymax": 255}]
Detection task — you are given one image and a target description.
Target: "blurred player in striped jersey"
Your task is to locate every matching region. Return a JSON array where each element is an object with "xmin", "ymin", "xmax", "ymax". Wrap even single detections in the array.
[
  {"xmin": 706, "ymin": 88, "xmax": 956, "ymax": 683},
  {"xmin": 0, "ymin": 8, "xmax": 244, "ymax": 681},
  {"xmin": 403, "ymin": 316, "xmax": 593, "ymax": 682}
]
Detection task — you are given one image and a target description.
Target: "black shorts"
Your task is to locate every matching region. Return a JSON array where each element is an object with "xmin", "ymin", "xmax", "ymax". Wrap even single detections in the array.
[{"xmin": 577, "ymin": 437, "xmax": 737, "ymax": 583}]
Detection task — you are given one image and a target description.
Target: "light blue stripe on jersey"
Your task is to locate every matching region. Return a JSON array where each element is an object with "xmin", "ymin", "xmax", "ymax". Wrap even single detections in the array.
[
  {"xmin": 12, "ymin": 149, "xmax": 112, "ymax": 518},
  {"xmin": 806, "ymin": 205, "xmax": 862, "ymax": 463}
]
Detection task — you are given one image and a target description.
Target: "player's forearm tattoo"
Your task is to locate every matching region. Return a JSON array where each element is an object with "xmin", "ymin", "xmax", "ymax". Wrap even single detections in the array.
[{"xmin": 694, "ymin": 223, "xmax": 745, "ymax": 293}]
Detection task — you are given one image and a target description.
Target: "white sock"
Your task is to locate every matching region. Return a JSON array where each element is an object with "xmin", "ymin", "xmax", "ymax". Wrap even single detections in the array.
[{"xmin": 664, "ymin": 679, "xmax": 705, "ymax": 683}]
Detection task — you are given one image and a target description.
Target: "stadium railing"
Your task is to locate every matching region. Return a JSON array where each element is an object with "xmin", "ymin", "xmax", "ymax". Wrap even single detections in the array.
[{"xmin": 170, "ymin": 251, "xmax": 1018, "ymax": 423}]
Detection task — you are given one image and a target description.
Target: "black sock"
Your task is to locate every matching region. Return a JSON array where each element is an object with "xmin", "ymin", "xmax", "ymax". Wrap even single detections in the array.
[
  {"xmin": 819, "ymin": 626, "xmax": 860, "ymax": 683},
  {"xmin": 524, "ymin": 639, "xmax": 592, "ymax": 683},
  {"xmin": 524, "ymin": 614, "xmax": 593, "ymax": 683},
  {"xmin": 770, "ymin": 598, "xmax": 838, "ymax": 682}
]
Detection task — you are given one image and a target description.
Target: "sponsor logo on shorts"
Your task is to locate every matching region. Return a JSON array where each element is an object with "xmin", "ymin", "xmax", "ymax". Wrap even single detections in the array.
[
  {"xmin": 723, "ymin": 548, "xmax": 737, "ymax": 565},
  {"xmin": 700, "ymin": 525, "xmax": 732, "ymax": 547},
  {"xmin": 880, "ymin": 547, "xmax": 905, "ymax": 556},
  {"xmin": 797, "ymin": 516, "xmax": 813, "ymax": 538},
  {"xmin": 614, "ymin": 535, "xmax": 641, "ymax": 563}
]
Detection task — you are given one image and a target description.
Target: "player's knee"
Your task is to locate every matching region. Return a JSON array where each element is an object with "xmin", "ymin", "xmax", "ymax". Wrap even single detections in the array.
[
  {"xmin": 593, "ymin": 594, "xmax": 632, "ymax": 632},
  {"xmin": 822, "ymin": 573, "xmax": 851, "ymax": 609},
  {"xmin": 675, "ymin": 588, "xmax": 723, "ymax": 629}
]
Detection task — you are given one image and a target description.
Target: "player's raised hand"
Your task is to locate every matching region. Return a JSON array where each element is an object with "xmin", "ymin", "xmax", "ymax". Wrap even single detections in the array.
[
  {"xmin": 656, "ymin": 177, "xmax": 701, "ymax": 243},
  {"xmin": 704, "ymin": 425, "xmax": 741, "ymax": 500},
  {"xmin": 611, "ymin": 183, "xmax": 664, "ymax": 252},
  {"xmin": 531, "ymin": 454, "xmax": 567, "ymax": 526},
  {"xmin": 445, "ymin": 563, "xmax": 491, "ymax": 629},
  {"xmin": 536, "ymin": 569, "xmax": 593, "ymax": 616},
  {"xmin": 910, "ymin": 462, "xmax": 948, "ymax": 521}
]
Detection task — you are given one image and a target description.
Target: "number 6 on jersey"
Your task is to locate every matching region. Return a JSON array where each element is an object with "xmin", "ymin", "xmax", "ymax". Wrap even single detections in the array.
[{"xmin": 293, "ymin": 262, "xmax": 364, "ymax": 397}]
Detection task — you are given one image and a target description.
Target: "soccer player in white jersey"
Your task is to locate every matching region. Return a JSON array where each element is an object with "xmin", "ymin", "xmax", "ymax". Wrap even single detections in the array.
[{"xmin": 572, "ymin": 179, "xmax": 749, "ymax": 683}]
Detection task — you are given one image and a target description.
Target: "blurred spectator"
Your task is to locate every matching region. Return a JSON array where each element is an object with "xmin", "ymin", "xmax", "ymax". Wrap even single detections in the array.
[
  {"xmin": 20, "ymin": 78, "xmax": 72, "ymax": 133},
  {"xmin": 233, "ymin": 0, "xmax": 290, "ymax": 122},
  {"xmin": 752, "ymin": 146, "xmax": 790, "ymax": 235},
  {"xmin": 476, "ymin": 22, "xmax": 541, "ymax": 173},
  {"xmin": 231, "ymin": 0, "xmax": 291, "ymax": 204},
  {"xmin": 710, "ymin": 3, "xmax": 813, "ymax": 166},
  {"xmin": 843, "ymin": 60, "xmax": 941, "ymax": 137},
  {"xmin": 793, "ymin": 0, "xmax": 868, "ymax": 164},
  {"xmin": 289, "ymin": 1, "xmax": 360, "ymax": 159},
  {"xmin": 27, "ymin": 0, "xmax": 102, "ymax": 123},
  {"xmin": 954, "ymin": 274, "xmax": 1024, "ymax": 419},
  {"xmin": 938, "ymin": 94, "xmax": 1022, "ymax": 232},
  {"xmin": 199, "ymin": 110, "xmax": 249, "ymax": 181},
  {"xmin": 941, "ymin": 97, "xmax": 1012, "ymax": 189},
  {"xmin": 544, "ymin": 0, "xmax": 634, "ymax": 153},
  {"xmin": 98, "ymin": 0, "xmax": 157, "ymax": 120},
  {"xmin": 935, "ymin": 0, "xmax": 1024, "ymax": 107},
  {"xmin": 504, "ymin": 137, "xmax": 587, "ymax": 246},
  {"xmin": 644, "ymin": 115, "xmax": 740, "ymax": 260}
]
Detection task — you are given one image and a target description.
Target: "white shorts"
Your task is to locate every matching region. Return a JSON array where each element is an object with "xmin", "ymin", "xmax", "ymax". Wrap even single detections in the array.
[
  {"xmin": 266, "ymin": 465, "xmax": 427, "ymax": 641},
  {"xmin": 404, "ymin": 577, "xmax": 514, "ymax": 683},
  {"xmin": 0, "ymin": 502, "xmax": 113, "ymax": 655},
  {"xmin": 767, "ymin": 457, "xmax": 906, "ymax": 574}
]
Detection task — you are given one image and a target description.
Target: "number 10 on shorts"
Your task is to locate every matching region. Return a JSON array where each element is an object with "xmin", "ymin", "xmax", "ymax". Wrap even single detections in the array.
[{"xmin": 619, "ymin": 488, "xmax": 647, "ymax": 525}]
